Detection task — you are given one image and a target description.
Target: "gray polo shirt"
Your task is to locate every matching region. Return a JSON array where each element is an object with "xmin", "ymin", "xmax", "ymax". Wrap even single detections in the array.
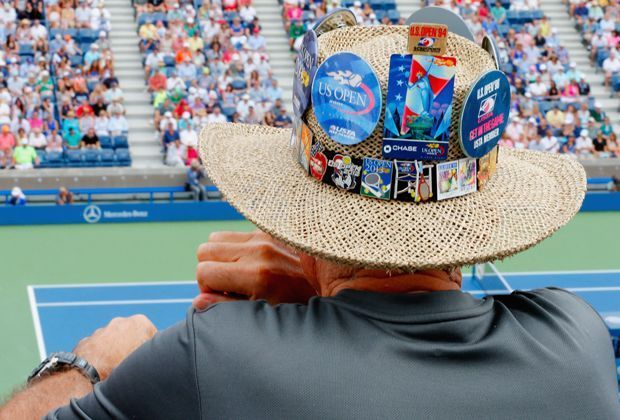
[{"xmin": 47, "ymin": 288, "xmax": 620, "ymax": 419}]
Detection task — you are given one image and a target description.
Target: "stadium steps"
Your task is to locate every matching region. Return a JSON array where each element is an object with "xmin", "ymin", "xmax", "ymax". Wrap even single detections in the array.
[
  {"xmin": 107, "ymin": 0, "xmax": 165, "ymax": 168},
  {"xmin": 254, "ymin": 0, "xmax": 295, "ymax": 110},
  {"xmin": 541, "ymin": 0, "xmax": 620, "ymax": 131}
]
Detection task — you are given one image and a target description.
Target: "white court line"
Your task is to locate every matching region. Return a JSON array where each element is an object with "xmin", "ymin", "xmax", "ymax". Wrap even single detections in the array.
[
  {"xmin": 36, "ymin": 287, "xmax": 620, "ymax": 308},
  {"xmin": 37, "ymin": 298, "xmax": 193, "ymax": 307},
  {"xmin": 486, "ymin": 269, "xmax": 620, "ymax": 277},
  {"xmin": 29, "ymin": 270, "xmax": 620, "ymax": 290},
  {"xmin": 27, "ymin": 286, "xmax": 47, "ymax": 361},
  {"xmin": 32, "ymin": 280, "xmax": 195, "ymax": 289}
]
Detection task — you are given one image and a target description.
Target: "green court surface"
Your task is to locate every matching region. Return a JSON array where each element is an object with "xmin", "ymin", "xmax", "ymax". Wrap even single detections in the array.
[{"xmin": 1, "ymin": 212, "xmax": 619, "ymax": 397}]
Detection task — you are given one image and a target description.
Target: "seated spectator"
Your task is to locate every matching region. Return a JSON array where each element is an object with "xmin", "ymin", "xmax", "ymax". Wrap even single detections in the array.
[
  {"xmin": 545, "ymin": 105, "xmax": 565, "ymax": 129},
  {"xmin": 62, "ymin": 110, "xmax": 80, "ymax": 136},
  {"xmin": 575, "ymin": 129, "xmax": 594, "ymax": 158},
  {"xmin": 230, "ymin": 17, "xmax": 247, "ymax": 48},
  {"xmin": 185, "ymin": 159, "xmax": 207, "ymax": 201},
  {"xmin": 165, "ymin": 138, "xmax": 186, "ymax": 167},
  {"xmin": 11, "ymin": 139, "xmax": 39, "ymax": 169},
  {"xmin": 104, "ymin": 81, "xmax": 124, "ymax": 104},
  {"xmin": 593, "ymin": 132, "xmax": 608, "ymax": 158},
  {"xmin": 94, "ymin": 110, "xmax": 110, "ymax": 136},
  {"xmin": 75, "ymin": 1, "xmax": 92, "ymax": 28},
  {"xmin": 162, "ymin": 123, "xmax": 180, "ymax": 149},
  {"xmin": 108, "ymin": 111, "xmax": 128, "ymax": 136},
  {"xmin": 64, "ymin": 127, "xmax": 82, "ymax": 149},
  {"xmin": 602, "ymin": 50, "xmax": 620, "ymax": 88},
  {"xmin": 247, "ymin": 28, "xmax": 266, "ymax": 51},
  {"xmin": 9, "ymin": 187, "xmax": 26, "ymax": 205},
  {"xmin": 28, "ymin": 128, "xmax": 47, "ymax": 150},
  {"xmin": 107, "ymin": 98, "xmax": 125, "ymax": 117},
  {"xmin": 289, "ymin": 19, "xmax": 305, "ymax": 51},
  {"xmin": 274, "ymin": 107, "xmax": 292, "ymax": 128},
  {"xmin": 490, "ymin": 1, "xmax": 506, "ymax": 24},
  {"xmin": 148, "ymin": 69, "xmax": 167, "ymax": 93},
  {"xmin": 178, "ymin": 112, "xmax": 194, "ymax": 131},
  {"xmin": 236, "ymin": 94, "xmax": 254, "ymax": 120},
  {"xmin": 0, "ymin": 125, "xmax": 15, "ymax": 168},
  {"xmin": 46, "ymin": 129, "xmax": 64, "ymax": 152},
  {"xmin": 81, "ymin": 128, "xmax": 100, "ymax": 149},
  {"xmin": 56, "ymin": 187, "xmax": 74, "ymax": 205},
  {"xmin": 540, "ymin": 129, "xmax": 560, "ymax": 153},
  {"xmin": 207, "ymin": 106, "xmax": 228, "ymax": 124}
]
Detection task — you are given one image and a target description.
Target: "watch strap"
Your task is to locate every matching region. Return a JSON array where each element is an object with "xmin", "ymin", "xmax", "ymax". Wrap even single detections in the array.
[{"xmin": 28, "ymin": 352, "xmax": 101, "ymax": 385}]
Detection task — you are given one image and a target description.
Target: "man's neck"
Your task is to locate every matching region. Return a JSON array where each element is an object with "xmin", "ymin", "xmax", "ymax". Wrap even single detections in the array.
[
  {"xmin": 301, "ymin": 255, "xmax": 462, "ymax": 297},
  {"xmin": 323, "ymin": 269, "xmax": 462, "ymax": 297}
]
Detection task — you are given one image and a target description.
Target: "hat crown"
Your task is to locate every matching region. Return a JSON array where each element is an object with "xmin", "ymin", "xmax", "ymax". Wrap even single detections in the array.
[{"xmin": 304, "ymin": 25, "xmax": 495, "ymax": 162}]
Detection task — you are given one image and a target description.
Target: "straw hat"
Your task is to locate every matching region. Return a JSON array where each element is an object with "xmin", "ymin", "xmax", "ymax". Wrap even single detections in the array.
[{"xmin": 200, "ymin": 25, "xmax": 586, "ymax": 271}]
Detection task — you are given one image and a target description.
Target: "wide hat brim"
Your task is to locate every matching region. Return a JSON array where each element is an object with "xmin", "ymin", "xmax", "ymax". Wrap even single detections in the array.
[{"xmin": 200, "ymin": 123, "xmax": 586, "ymax": 271}]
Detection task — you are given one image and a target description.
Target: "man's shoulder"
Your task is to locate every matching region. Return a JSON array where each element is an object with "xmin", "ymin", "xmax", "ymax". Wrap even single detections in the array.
[{"xmin": 493, "ymin": 287, "xmax": 609, "ymax": 339}]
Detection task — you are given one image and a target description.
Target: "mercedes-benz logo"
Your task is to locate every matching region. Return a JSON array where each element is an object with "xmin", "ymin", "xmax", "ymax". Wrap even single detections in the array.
[{"xmin": 83, "ymin": 205, "xmax": 102, "ymax": 224}]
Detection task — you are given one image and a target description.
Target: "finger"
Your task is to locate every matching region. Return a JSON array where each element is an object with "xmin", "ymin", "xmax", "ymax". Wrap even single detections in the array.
[
  {"xmin": 196, "ymin": 260, "xmax": 256, "ymax": 295},
  {"xmin": 129, "ymin": 314, "xmax": 157, "ymax": 337},
  {"xmin": 197, "ymin": 242, "xmax": 249, "ymax": 263},
  {"xmin": 206, "ymin": 230, "xmax": 259, "ymax": 244},
  {"xmin": 192, "ymin": 292, "xmax": 240, "ymax": 310}
]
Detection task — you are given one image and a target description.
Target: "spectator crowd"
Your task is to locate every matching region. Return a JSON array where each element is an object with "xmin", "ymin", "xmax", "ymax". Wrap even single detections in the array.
[
  {"xmin": 0, "ymin": 0, "xmax": 130, "ymax": 169},
  {"xmin": 136, "ymin": 0, "xmax": 293, "ymax": 167},
  {"xmin": 569, "ymin": 0, "xmax": 620, "ymax": 93},
  {"xmin": 281, "ymin": 0, "xmax": 403, "ymax": 51},
  {"xmin": 0, "ymin": 0, "xmax": 617, "ymax": 171}
]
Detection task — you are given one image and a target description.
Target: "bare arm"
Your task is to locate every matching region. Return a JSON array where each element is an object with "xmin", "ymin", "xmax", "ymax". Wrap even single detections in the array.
[
  {"xmin": 0, "ymin": 315, "xmax": 156, "ymax": 419},
  {"xmin": 0, "ymin": 370, "xmax": 92, "ymax": 419}
]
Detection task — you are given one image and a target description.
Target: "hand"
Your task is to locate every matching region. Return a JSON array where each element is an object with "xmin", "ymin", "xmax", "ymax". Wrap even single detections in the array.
[
  {"xmin": 194, "ymin": 230, "xmax": 316, "ymax": 310},
  {"xmin": 73, "ymin": 315, "xmax": 157, "ymax": 380}
]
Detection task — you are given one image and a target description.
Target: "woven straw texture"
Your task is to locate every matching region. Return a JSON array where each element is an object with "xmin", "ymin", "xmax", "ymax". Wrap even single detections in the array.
[
  {"xmin": 305, "ymin": 25, "xmax": 496, "ymax": 161},
  {"xmin": 200, "ymin": 123, "xmax": 586, "ymax": 271}
]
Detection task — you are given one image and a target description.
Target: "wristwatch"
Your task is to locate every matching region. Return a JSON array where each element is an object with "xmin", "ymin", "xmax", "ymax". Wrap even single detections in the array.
[{"xmin": 27, "ymin": 352, "xmax": 100, "ymax": 385}]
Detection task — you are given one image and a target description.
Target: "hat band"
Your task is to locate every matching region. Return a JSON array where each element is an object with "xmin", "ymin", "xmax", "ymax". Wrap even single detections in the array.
[{"xmin": 293, "ymin": 121, "xmax": 499, "ymax": 203}]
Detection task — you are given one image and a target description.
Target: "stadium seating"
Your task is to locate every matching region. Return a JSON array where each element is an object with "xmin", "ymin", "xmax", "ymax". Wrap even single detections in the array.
[
  {"xmin": 135, "ymin": 0, "xmax": 291, "ymax": 167},
  {"xmin": 567, "ymin": 0, "xmax": 620, "ymax": 95},
  {"xmin": 0, "ymin": 0, "xmax": 130, "ymax": 170}
]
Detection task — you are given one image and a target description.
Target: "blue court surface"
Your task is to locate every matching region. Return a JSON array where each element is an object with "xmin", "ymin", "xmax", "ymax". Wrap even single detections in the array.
[{"xmin": 28, "ymin": 270, "xmax": 620, "ymax": 361}]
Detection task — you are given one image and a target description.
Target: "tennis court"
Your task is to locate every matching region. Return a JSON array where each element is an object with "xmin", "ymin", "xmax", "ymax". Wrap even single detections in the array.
[
  {"xmin": 28, "ymin": 269, "xmax": 620, "ymax": 359},
  {"xmin": 1, "ymin": 212, "xmax": 620, "ymax": 396}
]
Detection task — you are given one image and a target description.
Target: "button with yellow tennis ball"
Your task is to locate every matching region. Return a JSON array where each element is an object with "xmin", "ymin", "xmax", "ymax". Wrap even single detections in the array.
[{"xmin": 324, "ymin": 150, "xmax": 363, "ymax": 194}]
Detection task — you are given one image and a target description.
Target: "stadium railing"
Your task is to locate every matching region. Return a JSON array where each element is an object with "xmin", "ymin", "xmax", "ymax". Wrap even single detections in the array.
[{"xmin": 1, "ymin": 185, "xmax": 220, "ymax": 205}]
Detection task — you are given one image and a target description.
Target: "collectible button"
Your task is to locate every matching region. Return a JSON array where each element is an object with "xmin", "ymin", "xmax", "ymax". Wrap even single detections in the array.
[
  {"xmin": 382, "ymin": 54, "xmax": 456, "ymax": 161},
  {"xmin": 324, "ymin": 151, "xmax": 363, "ymax": 193},
  {"xmin": 392, "ymin": 160, "xmax": 434, "ymax": 202},
  {"xmin": 459, "ymin": 70, "xmax": 510, "ymax": 158},
  {"xmin": 298, "ymin": 121, "xmax": 312, "ymax": 173},
  {"xmin": 436, "ymin": 158, "xmax": 477, "ymax": 200},
  {"xmin": 292, "ymin": 30, "xmax": 318, "ymax": 118},
  {"xmin": 477, "ymin": 146, "xmax": 498, "ymax": 190},
  {"xmin": 360, "ymin": 158, "xmax": 393, "ymax": 200},
  {"xmin": 309, "ymin": 141, "xmax": 328, "ymax": 181},
  {"xmin": 312, "ymin": 52, "xmax": 382, "ymax": 146},
  {"xmin": 481, "ymin": 34, "xmax": 501, "ymax": 70},
  {"xmin": 405, "ymin": 6, "xmax": 475, "ymax": 42},
  {"xmin": 290, "ymin": 117, "xmax": 301, "ymax": 149},
  {"xmin": 312, "ymin": 8, "xmax": 357, "ymax": 38},
  {"xmin": 407, "ymin": 23, "xmax": 448, "ymax": 56}
]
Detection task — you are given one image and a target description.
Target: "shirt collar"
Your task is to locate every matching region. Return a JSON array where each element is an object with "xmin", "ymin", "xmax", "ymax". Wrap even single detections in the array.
[{"xmin": 326, "ymin": 289, "xmax": 492, "ymax": 323}]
